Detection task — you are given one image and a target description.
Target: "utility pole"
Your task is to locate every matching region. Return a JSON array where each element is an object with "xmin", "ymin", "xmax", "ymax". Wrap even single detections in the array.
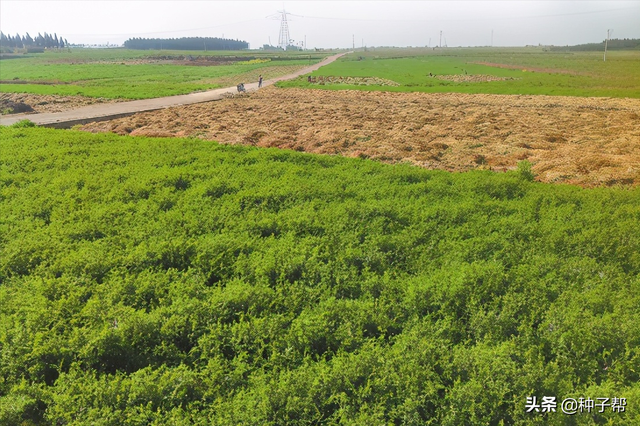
[
  {"xmin": 491, "ymin": 29, "xmax": 493, "ymax": 47},
  {"xmin": 352, "ymin": 34, "xmax": 355, "ymax": 50},
  {"xmin": 604, "ymin": 29, "xmax": 612, "ymax": 61},
  {"xmin": 439, "ymin": 30, "xmax": 442, "ymax": 48}
]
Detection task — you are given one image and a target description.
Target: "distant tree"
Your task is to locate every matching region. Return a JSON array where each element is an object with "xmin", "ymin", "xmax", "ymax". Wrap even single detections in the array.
[
  {"xmin": 0, "ymin": 32, "xmax": 73, "ymax": 50},
  {"xmin": 45, "ymin": 32, "xmax": 55, "ymax": 48},
  {"xmin": 550, "ymin": 38, "xmax": 640, "ymax": 51},
  {"xmin": 124, "ymin": 36, "xmax": 249, "ymax": 51}
]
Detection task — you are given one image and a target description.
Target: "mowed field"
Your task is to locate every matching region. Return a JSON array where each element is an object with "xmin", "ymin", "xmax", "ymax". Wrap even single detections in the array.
[{"xmin": 78, "ymin": 87, "xmax": 640, "ymax": 187}]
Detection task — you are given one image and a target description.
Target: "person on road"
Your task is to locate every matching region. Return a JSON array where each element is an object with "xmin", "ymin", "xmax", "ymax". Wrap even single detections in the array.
[{"xmin": 258, "ymin": 75, "xmax": 263, "ymax": 88}]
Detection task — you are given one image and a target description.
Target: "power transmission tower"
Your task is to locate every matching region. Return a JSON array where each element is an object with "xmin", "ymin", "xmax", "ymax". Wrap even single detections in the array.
[
  {"xmin": 278, "ymin": 10, "xmax": 291, "ymax": 49},
  {"xmin": 267, "ymin": 9, "xmax": 302, "ymax": 50}
]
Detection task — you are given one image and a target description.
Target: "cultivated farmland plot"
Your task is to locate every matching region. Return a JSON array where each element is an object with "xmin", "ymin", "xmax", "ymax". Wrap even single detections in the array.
[
  {"xmin": 282, "ymin": 47, "xmax": 640, "ymax": 98},
  {"xmin": 0, "ymin": 48, "xmax": 325, "ymax": 101}
]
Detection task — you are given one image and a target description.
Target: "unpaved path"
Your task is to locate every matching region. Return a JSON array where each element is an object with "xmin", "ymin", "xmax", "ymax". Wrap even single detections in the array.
[
  {"xmin": 0, "ymin": 52, "xmax": 349, "ymax": 127},
  {"xmin": 79, "ymin": 87, "xmax": 640, "ymax": 187}
]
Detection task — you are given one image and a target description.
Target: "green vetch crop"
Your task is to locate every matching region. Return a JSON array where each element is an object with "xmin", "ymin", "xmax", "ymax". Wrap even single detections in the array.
[{"xmin": 1, "ymin": 126, "xmax": 640, "ymax": 424}]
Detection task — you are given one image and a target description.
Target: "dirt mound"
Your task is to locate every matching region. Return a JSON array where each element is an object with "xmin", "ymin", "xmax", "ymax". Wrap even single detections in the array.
[
  {"xmin": 434, "ymin": 74, "xmax": 519, "ymax": 83},
  {"xmin": 0, "ymin": 93, "xmax": 125, "ymax": 114},
  {"xmin": 149, "ymin": 55, "xmax": 251, "ymax": 66},
  {"xmin": 307, "ymin": 76, "xmax": 400, "ymax": 86},
  {"xmin": 78, "ymin": 87, "xmax": 640, "ymax": 187},
  {"xmin": 472, "ymin": 62, "xmax": 582, "ymax": 75},
  {"xmin": 0, "ymin": 80, "xmax": 70, "ymax": 85},
  {"xmin": 0, "ymin": 98, "xmax": 34, "ymax": 114}
]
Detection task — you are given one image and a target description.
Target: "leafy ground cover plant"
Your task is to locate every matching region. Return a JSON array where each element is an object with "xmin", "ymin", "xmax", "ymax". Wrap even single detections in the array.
[{"xmin": 1, "ymin": 126, "xmax": 639, "ymax": 425}]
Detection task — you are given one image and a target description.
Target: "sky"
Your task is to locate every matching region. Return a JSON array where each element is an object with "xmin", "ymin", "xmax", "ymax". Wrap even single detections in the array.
[{"xmin": 1, "ymin": 1, "xmax": 639, "ymax": 48}]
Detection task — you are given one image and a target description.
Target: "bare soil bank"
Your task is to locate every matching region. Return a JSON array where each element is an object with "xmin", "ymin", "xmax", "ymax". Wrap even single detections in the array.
[{"xmin": 1, "ymin": 93, "xmax": 124, "ymax": 114}]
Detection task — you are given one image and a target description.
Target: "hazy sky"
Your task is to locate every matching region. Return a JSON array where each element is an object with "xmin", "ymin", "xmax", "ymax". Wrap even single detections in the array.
[{"xmin": 1, "ymin": 1, "xmax": 639, "ymax": 48}]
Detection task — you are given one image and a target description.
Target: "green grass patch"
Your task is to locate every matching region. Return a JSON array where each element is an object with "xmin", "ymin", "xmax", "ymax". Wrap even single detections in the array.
[
  {"xmin": 279, "ymin": 48, "xmax": 640, "ymax": 98},
  {"xmin": 1, "ymin": 127, "xmax": 640, "ymax": 424},
  {"xmin": 0, "ymin": 49, "xmax": 324, "ymax": 99}
]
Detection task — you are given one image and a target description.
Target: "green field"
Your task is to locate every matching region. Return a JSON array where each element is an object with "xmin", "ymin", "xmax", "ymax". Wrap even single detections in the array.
[
  {"xmin": 3, "ymin": 47, "xmax": 638, "ymax": 100},
  {"xmin": 2, "ymin": 123, "xmax": 639, "ymax": 424},
  {"xmin": 280, "ymin": 48, "xmax": 640, "ymax": 98},
  {"xmin": 0, "ymin": 49, "xmax": 325, "ymax": 99}
]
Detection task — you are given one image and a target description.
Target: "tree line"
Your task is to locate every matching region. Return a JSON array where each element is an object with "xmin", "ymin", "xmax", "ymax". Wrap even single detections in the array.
[
  {"xmin": 123, "ymin": 37, "xmax": 248, "ymax": 51},
  {"xmin": 551, "ymin": 38, "xmax": 640, "ymax": 51},
  {"xmin": 0, "ymin": 31, "xmax": 68, "ymax": 49}
]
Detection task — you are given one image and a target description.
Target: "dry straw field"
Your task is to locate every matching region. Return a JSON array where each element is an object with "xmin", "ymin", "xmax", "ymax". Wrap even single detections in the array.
[{"xmin": 78, "ymin": 86, "xmax": 640, "ymax": 187}]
